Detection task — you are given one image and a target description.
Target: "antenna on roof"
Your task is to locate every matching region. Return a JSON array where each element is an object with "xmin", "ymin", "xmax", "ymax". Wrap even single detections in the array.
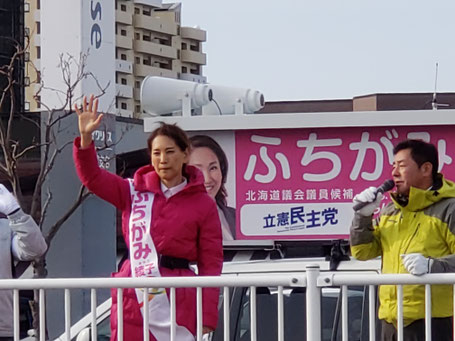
[
  {"xmin": 432, "ymin": 62, "xmax": 449, "ymax": 110},
  {"xmin": 432, "ymin": 63, "xmax": 439, "ymax": 110}
]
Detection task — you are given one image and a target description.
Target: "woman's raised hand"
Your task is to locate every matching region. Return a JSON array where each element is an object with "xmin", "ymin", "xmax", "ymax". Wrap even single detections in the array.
[{"xmin": 74, "ymin": 95, "xmax": 104, "ymax": 149}]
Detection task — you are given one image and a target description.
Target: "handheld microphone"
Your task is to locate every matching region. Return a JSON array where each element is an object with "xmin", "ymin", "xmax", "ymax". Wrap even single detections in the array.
[{"xmin": 353, "ymin": 179, "xmax": 395, "ymax": 211}]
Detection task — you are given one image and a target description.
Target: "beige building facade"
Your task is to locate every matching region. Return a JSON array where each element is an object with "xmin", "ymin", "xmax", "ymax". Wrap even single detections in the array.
[
  {"xmin": 24, "ymin": 0, "xmax": 207, "ymax": 118},
  {"xmin": 24, "ymin": 0, "xmax": 41, "ymax": 112}
]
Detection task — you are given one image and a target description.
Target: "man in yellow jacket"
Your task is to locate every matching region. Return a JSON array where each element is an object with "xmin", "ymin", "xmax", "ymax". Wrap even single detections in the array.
[{"xmin": 350, "ymin": 139, "xmax": 455, "ymax": 341}]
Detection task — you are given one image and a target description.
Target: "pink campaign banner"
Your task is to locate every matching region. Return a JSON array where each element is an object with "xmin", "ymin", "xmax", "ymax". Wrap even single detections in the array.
[{"xmin": 235, "ymin": 125, "xmax": 455, "ymax": 240}]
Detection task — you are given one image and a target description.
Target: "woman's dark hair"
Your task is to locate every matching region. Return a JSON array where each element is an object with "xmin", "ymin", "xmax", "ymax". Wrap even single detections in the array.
[
  {"xmin": 393, "ymin": 139, "xmax": 439, "ymax": 181},
  {"xmin": 190, "ymin": 135, "xmax": 229, "ymax": 206},
  {"xmin": 147, "ymin": 122, "xmax": 190, "ymax": 152},
  {"xmin": 147, "ymin": 122, "xmax": 191, "ymax": 172}
]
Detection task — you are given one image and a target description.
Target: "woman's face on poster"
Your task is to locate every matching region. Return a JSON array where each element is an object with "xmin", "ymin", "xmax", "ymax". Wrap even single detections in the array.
[{"xmin": 189, "ymin": 146, "xmax": 223, "ymax": 200}]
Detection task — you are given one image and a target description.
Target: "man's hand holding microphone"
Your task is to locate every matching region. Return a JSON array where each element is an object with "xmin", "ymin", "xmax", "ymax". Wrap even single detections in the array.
[{"xmin": 352, "ymin": 180, "xmax": 394, "ymax": 216}]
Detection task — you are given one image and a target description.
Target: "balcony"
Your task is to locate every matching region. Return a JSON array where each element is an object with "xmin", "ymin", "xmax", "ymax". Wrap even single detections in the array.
[
  {"xmin": 116, "ymin": 35, "xmax": 133, "ymax": 50},
  {"xmin": 133, "ymin": 40, "xmax": 177, "ymax": 59},
  {"xmin": 180, "ymin": 73, "xmax": 207, "ymax": 84},
  {"xmin": 133, "ymin": 88, "xmax": 141, "ymax": 101},
  {"xmin": 181, "ymin": 27, "xmax": 206, "ymax": 42},
  {"xmin": 133, "ymin": 0, "xmax": 163, "ymax": 7},
  {"xmin": 116, "ymin": 84, "xmax": 133, "ymax": 99},
  {"xmin": 134, "ymin": 64, "xmax": 177, "ymax": 78},
  {"xmin": 116, "ymin": 108, "xmax": 133, "ymax": 118},
  {"xmin": 181, "ymin": 50, "xmax": 206, "ymax": 65},
  {"xmin": 115, "ymin": 60, "xmax": 133, "ymax": 74},
  {"xmin": 133, "ymin": 15, "xmax": 177, "ymax": 35},
  {"xmin": 116, "ymin": 9, "xmax": 133, "ymax": 25}
]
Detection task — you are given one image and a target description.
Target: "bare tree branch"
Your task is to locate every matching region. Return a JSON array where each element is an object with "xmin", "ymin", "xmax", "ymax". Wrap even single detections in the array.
[
  {"xmin": 13, "ymin": 142, "xmax": 46, "ymax": 161},
  {"xmin": 39, "ymin": 188, "xmax": 52, "ymax": 228},
  {"xmin": 44, "ymin": 185, "xmax": 91, "ymax": 246}
]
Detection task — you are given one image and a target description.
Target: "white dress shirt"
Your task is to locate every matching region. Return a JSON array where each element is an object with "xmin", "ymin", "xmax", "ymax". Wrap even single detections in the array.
[{"xmin": 161, "ymin": 178, "xmax": 188, "ymax": 199}]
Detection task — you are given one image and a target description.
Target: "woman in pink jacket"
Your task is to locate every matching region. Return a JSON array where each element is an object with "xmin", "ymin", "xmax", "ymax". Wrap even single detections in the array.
[{"xmin": 73, "ymin": 95, "xmax": 223, "ymax": 341}]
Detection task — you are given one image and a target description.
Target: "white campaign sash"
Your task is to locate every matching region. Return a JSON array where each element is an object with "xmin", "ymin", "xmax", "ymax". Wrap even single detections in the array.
[{"xmin": 128, "ymin": 179, "xmax": 194, "ymax": 341}]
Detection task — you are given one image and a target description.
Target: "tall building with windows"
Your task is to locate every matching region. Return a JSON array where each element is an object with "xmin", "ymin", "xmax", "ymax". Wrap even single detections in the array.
[
  {"xmin": 23, "ymin": 0, "xmax": 40, "ymax": 113},
  {"xmin": 115, "ymin": 1, "xmax": 207, "ymax": 117},
  {"xmin": 0, "ymin": 0, "xmax": 25, "ymax": 113},
  {"xmin": 24, "ymin": 0, "xmax": 207, "ymax": 118}
]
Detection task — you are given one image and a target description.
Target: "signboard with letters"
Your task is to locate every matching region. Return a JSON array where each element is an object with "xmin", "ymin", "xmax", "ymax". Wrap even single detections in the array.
[{"xmin": 189, "ymin": 125, "xmax": 455, "ymax": 240}]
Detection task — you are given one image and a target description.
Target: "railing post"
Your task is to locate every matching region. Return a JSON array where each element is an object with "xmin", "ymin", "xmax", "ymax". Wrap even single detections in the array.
[{"xmin": 306, "ymin": 264, "xmax": 321, "ymax": 341}]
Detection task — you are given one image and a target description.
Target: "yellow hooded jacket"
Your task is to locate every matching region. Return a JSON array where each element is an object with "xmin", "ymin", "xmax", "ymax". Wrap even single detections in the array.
[{"xmin": 350, "ymin": 175, "xmax": 455, "ymax": 326}]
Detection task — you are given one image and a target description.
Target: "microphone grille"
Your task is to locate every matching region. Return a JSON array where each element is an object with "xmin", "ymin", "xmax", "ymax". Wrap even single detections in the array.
[{"xmin": 383, "ymin": 179, "xmax": 395, "ymax": 191}]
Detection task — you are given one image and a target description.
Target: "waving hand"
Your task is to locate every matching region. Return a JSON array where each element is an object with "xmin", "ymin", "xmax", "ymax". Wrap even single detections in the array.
[{"xmin": 74, "ymin": 95, "xmax": 104, "ymax": 149}]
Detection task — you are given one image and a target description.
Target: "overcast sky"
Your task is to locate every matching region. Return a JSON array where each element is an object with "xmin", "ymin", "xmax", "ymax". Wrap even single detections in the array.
[{"xmin": 179, "ymin": 0, "xmax": 455, "ymax": 101}]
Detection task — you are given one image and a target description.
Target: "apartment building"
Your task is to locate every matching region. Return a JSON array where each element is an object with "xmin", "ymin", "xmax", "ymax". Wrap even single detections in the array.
[
  {"xmin": 23, "ymin": 0, "xmax": 40, "ymax": 113},
  {"xmin": 0, "ymin": 0, "xmax": 25, "ymax": 113},
  {"xmin": 24, "ymin": 0, "xmax": 207, "ymax": 118}
]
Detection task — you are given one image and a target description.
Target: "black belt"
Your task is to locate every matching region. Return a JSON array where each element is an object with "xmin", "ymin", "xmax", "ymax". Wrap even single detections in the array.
[{"xmin": 159, "ymin": 255, "xmax": 189, "ymax": 269}]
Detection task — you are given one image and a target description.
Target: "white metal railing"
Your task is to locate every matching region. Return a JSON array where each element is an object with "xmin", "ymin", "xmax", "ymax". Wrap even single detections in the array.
[
  {"xmin": 0, "ymin": 274, "xmax": 306, "ymax": 341},
  {"xmin": 317, "ymin": 267, "xmax": 455, "ymax": 341},
  {"xmin": 3, "ymin": 266, "xmax": 455, "ymax": 341}
]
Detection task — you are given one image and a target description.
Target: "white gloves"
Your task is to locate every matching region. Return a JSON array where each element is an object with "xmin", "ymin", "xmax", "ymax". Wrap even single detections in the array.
[
  {"xmin": 401, "ymin": 253, "xmax": 433, "ymax": 275},
  {"xmin": 353, "ymin": 186, "xmax": 383, "ymax": 216},
  {"xmin": 0, "ymin": 184, "xmax": 20, "ymax": 215}
]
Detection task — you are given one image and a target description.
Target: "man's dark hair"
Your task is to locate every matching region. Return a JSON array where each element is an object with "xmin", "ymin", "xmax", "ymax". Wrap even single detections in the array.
[{"xmin": 393, "ymin": 139, "xmax": 439, "ymax": 181}]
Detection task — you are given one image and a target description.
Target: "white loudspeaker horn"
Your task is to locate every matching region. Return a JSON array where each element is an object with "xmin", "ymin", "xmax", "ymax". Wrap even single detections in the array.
[
  {"xmin": 141, "ymin": 76, "xmax": 213, "ymax": 116},
  {"xmin": 202, "ymin": 85, "xmax": 264, "ymax": 115}
]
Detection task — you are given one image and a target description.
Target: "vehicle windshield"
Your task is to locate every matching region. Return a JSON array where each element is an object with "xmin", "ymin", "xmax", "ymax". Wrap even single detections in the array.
[{"xmin": 213, "ymin": 285, "xmax": 376, "ymax": 341}]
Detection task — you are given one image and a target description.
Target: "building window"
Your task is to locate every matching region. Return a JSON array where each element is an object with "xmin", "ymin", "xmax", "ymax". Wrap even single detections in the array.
[
  {"xmin": 121, "ymin": 29, "xmax": 127, "ymax": 36},
  {"xmin": 121, "ymin": 4, "xmax": 127, "ymax": 11},
  {"xmin": 135, "ymin": 105, "xmax": 141, "ymax": 113},
  {"xmin": 135, "ymin": 57, "xmax": 140, "ymax": 64},
  {"xmin": 37, "ymin": 0, "xmax": 40, "ymax": 10},
  {"xmin": 143, "ymin": 57, "xmax": 151, "ymax": 66},
  {"xmin": 135, "ymin": 32, "xmax": 140, "ymax": 40},
  {"xmin": 24, "ymin": 77, "xmax": 30, "ymax": 86},
  {"xmin": 181, "ymin": 42, "xmax": 187, "ymax": 50},
  {"xmin": 36, "ymin": 21, "xmax": 41, "ymax": 34},
  {"xmin": 182, "ymin": 66, "xmax": 187, "ymax": 73},
  {"xmin": 121, "ymin": 78, "xmax": 127, "ymax": 85},
  {"xmin": 24, "ymin": 27, "xmax": 30, "ymax": 37},
  {"xmin": 36, "ymin": 46, "xmax": 41, "ymax": 59},
  {"xmin": 143, "ymin": 8, "xmax": 151, "ymax": 16},
  {"xmin": 121, "ymin": 102, "xmax": 127, "ymax": 110},
  {"xmin": 158, "ymin": 60, "xmax": 171, "ymax": 70},
  {"xmin": 143, "ymin": 35, "xmax": 151, "ymax": 42},
  {"xmin": 24, "ymin": 52, "xmax": 30, "ymax": 62},
  {"xmin": 24, "ymin": 2, "xmax": 30, "ymax": 12},
  {"xmin": 190, "ymin": 66, "xmax": 200, "ymax": 75},
  {"xmin": 135, "ymin": 81, "xmax": 140, "ymax": 88},
  {"xmin": 121, "ymin": 53, "xmax": 127, "ymax": 61},
  {"xmin": 24, "ymin": 102, "xmax": 30, "ymax": 111}
]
